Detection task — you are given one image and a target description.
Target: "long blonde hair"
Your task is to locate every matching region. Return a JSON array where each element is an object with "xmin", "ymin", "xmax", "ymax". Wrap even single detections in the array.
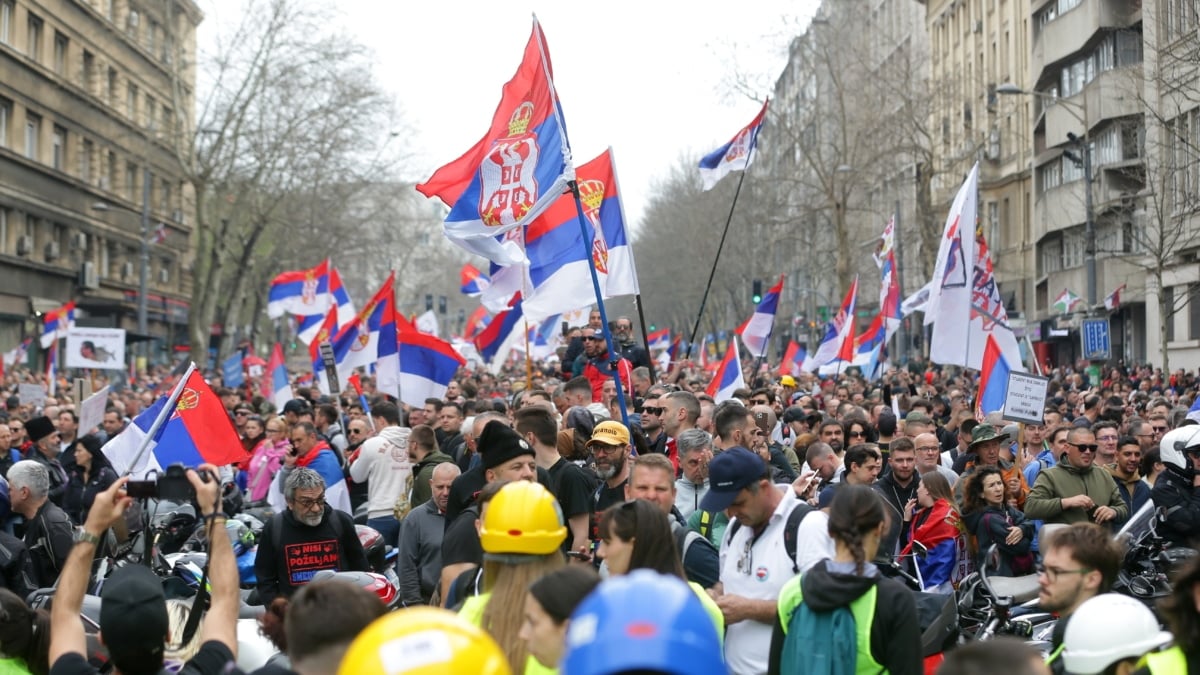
[{"xmin": 481, "ymin": 554, "xmax": 565, "ymax": 672}]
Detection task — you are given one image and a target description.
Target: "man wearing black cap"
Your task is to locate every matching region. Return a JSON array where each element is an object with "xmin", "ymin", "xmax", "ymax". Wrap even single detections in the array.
[
  {"xmin": 438, "ymin": 419, "xmax": 543, "ymax": 604},
  {"xmin": 49, "ymin": 463, "xmax": 241, "ymax": 675},
  {"xmin": 706, "ymin": 447, "xmax": 808, "ymax": 675},
  {"xmin": 24, "ymin": 416, "xmax": 67, "ymax": 506}
]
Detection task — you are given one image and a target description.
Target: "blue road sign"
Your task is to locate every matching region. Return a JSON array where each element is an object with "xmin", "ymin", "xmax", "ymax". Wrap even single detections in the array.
[{"xmin": 1081, "ymin": 318, "xmax": 1111, "ymax": 361}]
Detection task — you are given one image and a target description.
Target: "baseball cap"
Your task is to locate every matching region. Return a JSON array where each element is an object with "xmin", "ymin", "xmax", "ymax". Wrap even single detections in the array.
[
  {"xmin": 699, "ymin": 447, "xmax": 768, "ymax": 512},
  {"xmin": 283, "ymin": 398, "xmax": 310, "ymax": 415},
  {"xmin": 100, "ymin": 565, "xmax": 170, "ymax": 675},
  {"xmin": 587, "ymin": 421, "xmax": 630, "ymax": 448}
]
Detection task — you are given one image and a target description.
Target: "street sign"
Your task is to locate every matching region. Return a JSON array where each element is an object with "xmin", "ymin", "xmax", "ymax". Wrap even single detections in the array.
[{"xmin": 1080, "ymin": 318, "xmax": 1111, "ymax": 361}]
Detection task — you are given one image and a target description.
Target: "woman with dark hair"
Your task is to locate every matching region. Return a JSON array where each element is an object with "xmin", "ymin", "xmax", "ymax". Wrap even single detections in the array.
[
  {"xmin": 844, "ymin": 418, "xmax": 878, "ymax": 445},
  {"xmin": 769, "ymin": 486, "xmax": 921, "ymax": 675},
  {"xmin": 961, "ymin": 466, "xmax": 1035, "ymax": 576},
  {"xmin": 64, "ymin": 435, "xmax": 118, "ymax": 524},
  {"xmin": 0, "ymin": 588, "xmax": 49, "ymax": 675},
  {"xmin": 597, "ymin": 500, "xmax": 723, "ymax": 636},
  {"xmin": 518, "ymin": 565, "xmax": 601, "ymax": 670},
  {"xmin": 899, "ymin": 471, "xmax": 964, "ymax": 593},
  {"xmin": 240, "ymin": 412, "xmax": 266, "ymax": 453}
]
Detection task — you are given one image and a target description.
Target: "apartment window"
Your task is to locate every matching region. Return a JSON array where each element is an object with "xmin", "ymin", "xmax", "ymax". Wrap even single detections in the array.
[
  {"xmin": 1062, "ymin": 150, "xmax": 1086, "ymax": 183},
  {"xmin": 0, "ymin": 208, "xmax": 7, "ymax": 253},
  {"xmin": 1166, "ymin": 286, "xmax": 1177, "ymax": 340},
  {"xmin": 125, "ymin": 162, "xmax": 138, "ymax": 202},
  {"xmin": 80, "ymin": 138, "xmax": 93, "ymax": 181},
  {"xmin": 82, "ymin": 50, "xmax": 95, "ymax": 92},
  {"xmin": 1094, "ymin": 127, "xmax": 1120, "ymax": 166},
  {"xmin": 987, "ymin": 201, "xmax": 1000, "ymax": 249},
  {"xmin": 53, "ymin": 32, "xmax": 67, "ymax": 74},
  {"xmin": 161, "ymin": 105, "xmax": 172, "ymax": 135},
  {"xmin": 145, "ymin": 94, "xmax": 155, "ymax": 130},
  {"xmin": 107, "ymin": 67, "xmax": 117, "ymax": 105},
  {"xmin": 1190, "ymin": 284, "xmax": 1200, "ymax": 339},
  {"xmin": 160, "ymin": 177, "xmax": 171, "ymax": 211},
  {"xmin": 24, "ymin": 113, "xmax": 39, "ymax": 160},
  {"xmin": 106, "ymin": 150, "xmax": 116, "ymax": 190},
  {"xmin": 126, "ymin": 8, "xmax": 139, "ymax": 39},
  {"xmin": 105, "ymin": 0, "xmax": 114, "ymax": 20},
  {"xmin": 127, "ymin": 83, "xmax": 138, "ymax": 122},
  {"xmin": 1039, "ymin": 162, "xmax": 1062, "ymax": 192},
  {"xmin": 147, "ymin": 20, "xmax": 157, "ymax": 52},
  {"xmin": 1063, "ymin": 231, "xmax": 1084, "ymax": 268},
  {"xmin": 0, "ymin": 1, "xmax": 12, "ymax": 45},
  {"xmin": 1040, "ymin": 239, "xmax": 1063, "ymax": 275},
  {"xmin": 159, "ymin": 259, "xmax": 170, "ymax": 284},
  {"xmin": 0, "ymin": 97, "xmax": 9, "ymax": 149},
  {"xmin": 51, "ymin": 125, "xmax": 65, "ymax": 170},
  {"xmin": 100, "ymin": 241, "xmax": 110, "ymax": 278},
  {"xmin": 26, "ymin": 13, "xmax": 42, "ymax": 62}
]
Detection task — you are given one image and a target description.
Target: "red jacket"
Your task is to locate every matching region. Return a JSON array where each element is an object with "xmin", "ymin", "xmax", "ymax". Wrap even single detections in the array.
[{"xmin": 584, "ymin": 352, "xmax": 633, "ymax": 402}]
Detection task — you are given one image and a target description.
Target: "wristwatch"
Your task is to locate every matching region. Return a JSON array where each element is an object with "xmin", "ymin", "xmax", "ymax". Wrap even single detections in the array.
[{"xmin": 75, "ymin": 530, "xmax": 102, "ymax": 546}]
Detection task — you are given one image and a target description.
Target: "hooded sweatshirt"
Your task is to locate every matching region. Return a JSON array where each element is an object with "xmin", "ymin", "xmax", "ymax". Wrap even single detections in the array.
[
  {"xmin": 348, "ymin": 426, "xmax": 414, "ymax": 519},
  {"xmin": 768, "ymin": 560, "xmax": 922, "ymax": 675},
  {"xmin": 410, "ymin": 450, "xmax": 454, "ymax": 509},
  {"xmin": 674, "ymin": 476, "xmax": 709, "ymax": 519}
]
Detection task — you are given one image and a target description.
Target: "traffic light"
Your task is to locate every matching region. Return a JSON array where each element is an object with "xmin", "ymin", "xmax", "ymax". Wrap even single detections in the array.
[
  {"xmin": 424, "ymin": 294, "xmax": 433, "ymax": 312},
  {"xmin": 752, "ymin": 279, "xmax": 763, "ymax": 304},
  {"xmin": 438, "ymin": 295, "xmax": 447, "ymax": 315}
]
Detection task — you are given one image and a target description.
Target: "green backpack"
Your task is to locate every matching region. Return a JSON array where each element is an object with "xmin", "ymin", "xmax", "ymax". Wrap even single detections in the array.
[{"xmin": 780, "ymin": 582, "xmax": 875, "ymax": 675}]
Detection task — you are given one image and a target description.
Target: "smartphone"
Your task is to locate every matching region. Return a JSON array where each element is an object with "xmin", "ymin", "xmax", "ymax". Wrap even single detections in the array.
[{"xmin": 566, "ymin": 550, "xmax": 589, "ymax": 559}]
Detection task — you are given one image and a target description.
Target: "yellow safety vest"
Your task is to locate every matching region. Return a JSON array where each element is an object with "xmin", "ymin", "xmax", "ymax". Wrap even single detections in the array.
[
  {"xmin": 460, "ymin": 593, "xmax": 558, "ymax": 675},
  {"xmin": 776, "ymin": 574, "xmax": 885, "ymax": 674}
]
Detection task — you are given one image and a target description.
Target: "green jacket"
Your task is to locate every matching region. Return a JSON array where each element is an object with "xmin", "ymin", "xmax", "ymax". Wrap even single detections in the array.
[
  {"xmin": 410, "ymin": 450, "xmax": 454, "ymax": 509},
  {"xmin": 1024, "ymin": 458, "xmax": 1127, "ymax": 526}
]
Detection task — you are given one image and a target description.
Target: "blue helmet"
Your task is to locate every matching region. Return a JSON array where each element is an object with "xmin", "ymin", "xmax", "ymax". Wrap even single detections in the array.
[{"xmin": 562, "ymin": 570, "xmax": 725, "ymax": 675}]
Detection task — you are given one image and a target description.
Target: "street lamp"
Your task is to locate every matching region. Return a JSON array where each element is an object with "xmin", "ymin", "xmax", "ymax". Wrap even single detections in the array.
[
  {"xmin": 92, "ymin": 165, "xmax": 151, "ymax": 338},
  {"xmin": 997, "ymin": 83, "xmax": 1096, "ymax": 311}
]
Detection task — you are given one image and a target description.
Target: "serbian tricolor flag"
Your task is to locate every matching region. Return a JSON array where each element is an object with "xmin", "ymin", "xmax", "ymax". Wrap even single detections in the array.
[
  {"xmin": 463, "ymin": 305, "xmax": 491, "ymax": 341},
  {"xmin": 416, "ymin": 17, "xmax": 573, "ymax": 266},
  {"xmin": 780, "ymin": 341, "xmax": 805, "ymax": 377},
  {"xmin": 1105, "ymin": 284, "xmax": 1126, "ymax": 312},
  {"xmin": 264, "ymin": 343, "xmax": 293, "ymax": 413},
  {"xmin": 45, "ymin": 341, "xmax": 57, "ymax": 394},
  {"xmin": 802, "ymin": 277, "xmax": 859, "ymax": 372},
  {"xmin": 706, "ymin": 339, "xmax": 744, "ymax": 403},
  {"xmin": 307, "ymin": 310, "xmax": 340, "ymax": 395},
  {"xmin": 736, "ymin": 275, "xmax": 783, "ymax": 359},
  {"xmin": 474, "ymin": 294, "xmax": 524, "ymax": 364},
  {"xmin": 397, "ymin": 329, "xmax": 467, "ymax": 407},
  {"xmin": 40, "ymin": 301, "xmax": 75, "ymax": 349},
  {"xmin": 296, "ymin": 267, "xmax": 355, "ymax": 345},
  {"xmin": 977, "ymin": 333, "xmax": 1012, "ymax": 416},
  {"xmin": 329, "ymin": 273, "xmax": 398, "ymax": 395},
  {"xmin": 648, "ymin": 328, "xmax": 670, "ymax": 352},
  {"xmin": 268, "ymin": 260, "xmax": 331, "ymax": 319},
  {"xmin": 461, "ymin": 264, "xmax": 490, "ymax": 296},
  {"xmin": 698, "ymin": 99, "xmax": 768, "ymax": 191},
  {"xmin": 104, "ymin": 364, "xmax": 247, "ymax": 477}
]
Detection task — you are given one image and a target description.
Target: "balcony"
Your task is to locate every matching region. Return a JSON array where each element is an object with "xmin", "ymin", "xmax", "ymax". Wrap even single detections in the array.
[
  {"xmin": 1032, "ymin": 0, "xmax": 1137, "ymax": 79},
  {"xmin": 1038, "ymin": 179, "xmax": 1087, "ymax": 235}
]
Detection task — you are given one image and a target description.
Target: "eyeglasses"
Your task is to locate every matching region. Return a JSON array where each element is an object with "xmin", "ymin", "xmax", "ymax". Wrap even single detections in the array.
[
  {"xmin": 1036, "ymin": 563, "xmax": 1092, "ymax": 583},
  {"xmin": 584, "ymin": 336, "xmax": 604, "ymax": 342},
  {"xmin": 917, "ymin": 445, "xmax": 941, "ymax": 453},
  {"xmin": 1069, "ymin": 443, "xmax": 1098, "ymax": 453},
  {"xmin": 642, "ymin": 406, "xmax": 664, "ymax": 415},
  {"xmin": 234, "ymin": 410, "xmax": 251, "ymax": 417},
  {"xmin": 1096, "ymin": 435, "xmax": 1119, "ymax": 443},
  {"xmin": 591, "ymin": 443, "xmax": 625, "ymax": 455},
  {"xmin": 848, "ymin": 430, "xmax": 866, "ymax": 438},
  {"xmin": 266, "ymin": 427, "xmax": 284, "ymax": 434},
  {"xmin": 1153, "ymin": 426, "xmax": 1169, "ymax": 434},
  {"xmin": 290, "ymin": 494, "xmax": 325, "ymax": 510}
]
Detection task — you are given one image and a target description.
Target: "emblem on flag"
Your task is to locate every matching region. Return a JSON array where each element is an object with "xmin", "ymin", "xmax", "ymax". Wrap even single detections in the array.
[{"xmin": 480, "ymin": 102, "xmax": 540, "ymax": 228}]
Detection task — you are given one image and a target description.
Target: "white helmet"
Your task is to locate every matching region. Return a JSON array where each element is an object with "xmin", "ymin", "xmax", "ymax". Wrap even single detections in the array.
[
  {"xmin": 1062, "ymin": 594, "xmax": 1173, "ymax": 674},
  {"xmin": 1159, "ymin": 427, "xmax": 1200, "ymax": 471}
]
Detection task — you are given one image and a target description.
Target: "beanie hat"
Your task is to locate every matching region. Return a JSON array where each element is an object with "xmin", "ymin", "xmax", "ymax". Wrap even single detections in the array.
[{"xmin": 478, "ymin": 420, "xmax": 534, "ymax": 471}]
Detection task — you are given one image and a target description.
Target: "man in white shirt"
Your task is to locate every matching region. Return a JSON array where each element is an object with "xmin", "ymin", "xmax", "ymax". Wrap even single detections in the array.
[
  {"xmin": 347, "ymin": 401, "xmax": 412, "ymax": 547},
  {"xmin": 706, "ymin": 446, "xmax": 803, "ymax": 675}
]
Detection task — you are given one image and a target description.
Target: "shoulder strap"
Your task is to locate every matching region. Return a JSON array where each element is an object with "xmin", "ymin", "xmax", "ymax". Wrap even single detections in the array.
[
  {"xmin": 783, "ymin": 503, "xmax": 812, "ymax": 574},
  {"xmin": 698, "ymin": 509, "xmax": 713, "ymax": 540},
  {"xmin": 725, "ymin": 518, "xmax": 743, "ymax": 549},
  {"xmin": 329, "ymin": 508, "xmax": 345, "ymax": 542},
  {"xmin": 271, "ymin": 512, "xmax": 283, "ymax": 549}
]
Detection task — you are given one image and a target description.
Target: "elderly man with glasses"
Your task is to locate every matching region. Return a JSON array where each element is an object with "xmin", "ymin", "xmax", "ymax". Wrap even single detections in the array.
[{"xmin": 1025, "ymin": 427, "xmax": 1128, "ymax": 528}]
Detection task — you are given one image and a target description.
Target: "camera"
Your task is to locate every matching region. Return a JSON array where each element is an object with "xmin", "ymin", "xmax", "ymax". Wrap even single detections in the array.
[{"xmin": 126, "ymin": 464, "xmax": 199, "ymax": 501}]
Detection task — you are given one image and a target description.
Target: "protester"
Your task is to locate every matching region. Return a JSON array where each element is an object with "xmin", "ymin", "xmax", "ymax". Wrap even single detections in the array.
[
  {"xmin": 8, "ymin": 461, "xmax": 71, "ymax": 589},
  {"xmin": 961, "ymin": 466, "xmax": 1035, "ymax": 575},
  {"xmin": 63, "ymin": 435, "xmax": 117, "ymax": 525},
  {"xmin": 899, "ymin": 471, "xmax": 963, "ymax": 593},
  {"xmin": 519, "ymin": 566, "xmax": 601, "ymax": 671}
]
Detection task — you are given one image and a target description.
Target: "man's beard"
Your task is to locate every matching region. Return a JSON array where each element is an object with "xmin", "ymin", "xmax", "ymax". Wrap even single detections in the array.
[
  {"xmin": 296, "ymin": 510, "xmax": 323, "ymax": 527},
  {"xmin": 596, "ymin": 454, "xmax": 625, "ymax": 481}
]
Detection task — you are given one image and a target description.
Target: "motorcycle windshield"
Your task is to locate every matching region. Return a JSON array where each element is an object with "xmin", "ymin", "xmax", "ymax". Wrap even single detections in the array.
[{"xmin": 1117, "ymin": 501, "xmax": 1157, "ymax": 541}]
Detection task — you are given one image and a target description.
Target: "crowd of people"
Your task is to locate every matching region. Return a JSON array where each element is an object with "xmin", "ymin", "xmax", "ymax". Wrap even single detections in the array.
[{"xmin": 0, "ymin": 316, "xmax": 1196, "ymax": 674}]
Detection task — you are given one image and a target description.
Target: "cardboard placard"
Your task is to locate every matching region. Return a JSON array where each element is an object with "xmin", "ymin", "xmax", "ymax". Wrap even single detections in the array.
[
  {"xmin": 65, "ymin": 328, "xmax": 127, "ymax": 370},
  {"xmin": 1002, "ymin": 371, "xmax": 1050, "ymax": 425},
  {"xmin": 18, "ymin": 383, "xmax": 46, "ymax": 409},
  {"xmin": 319, "ymin": 342, "xmax": 340, "ymax": 394},
  {"xmin": 78, "ymin": 386, "xmax": 110, "ymax": 434}
]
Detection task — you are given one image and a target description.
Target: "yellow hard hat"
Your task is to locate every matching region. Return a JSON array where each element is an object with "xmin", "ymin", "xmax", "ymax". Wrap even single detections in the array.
[
  {"xmin": 337, "ymin": 607, "xmax": 512, "ymax": 675},
  {"xmin": 479, "ymin": 481, "xmax": 567, "ymax": 556}
]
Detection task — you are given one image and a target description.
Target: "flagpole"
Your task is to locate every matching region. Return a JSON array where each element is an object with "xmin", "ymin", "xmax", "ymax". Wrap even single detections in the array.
[
  {"xmin": 686, "ymin": 168, "xmax": 749, "ymax": 359},
  {"xmin": 523, "ymin": 318, "xmax": 533, "ymax": 392},
  {"xmin": 569, "ymin": 182, "xmax": 630, "ymax": 429},
  {"xmin": 125, "ymin": 362, "xmax": 196, "ymax": 476},
  {"xmin": 607, "ymin": 146, "xmax": 656, "ymax": 384}
]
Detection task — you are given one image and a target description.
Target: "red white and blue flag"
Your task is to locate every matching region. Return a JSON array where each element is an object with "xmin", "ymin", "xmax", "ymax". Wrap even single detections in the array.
[
  {"xmin": 416, "ymin": 17, "xmax": 573, "ymax": 266},
  {"xmin": 706, "ymin": 339, "xmax": 744, "ymax": 403},
  {"xmin": 462, "ymin": 305, "xmax": 491, "ymax": 341},
  {"xmin": 780, "ymin": 341, "xmax": 805, "ymax": 377},
  {"xmin": 977, "ymin": 333, "xmax": 1012, "ymax": 416},
  {"xmin": 698, "ymin": 100, "xmax": 768, "ymax": 191},
  {"xmin": 460, "ymin": 264, "xmax": 491, "ymax": 296},
  {"xmin": 474, "ymin": 294, "xmax": 524, "ymax": 364},
  {"xmin": 104, "ymin": 364, "xmax": 247, "ymax": 477},
  {"xmin": 296, "ymin": 266, "xmax": 356, "ymax": 345},
  {"xmin": 40, "ymin": 301, "xmax": 75, "ymax": 349},
  {"xmin": 481, "ymin": 149, "xmax": 639, "ymax": 320},
  {"xmin": 735, "ymin": 275, "xmax": 783, "ymax": 359},
  {"xmin": 307, "ymin": 310, "xmax": 340, "ymax": 395},
  {"xmin": 802, "ymin": 277, "xmax": 859, "ymax": 372},
  {"xmin": 268, "ymin": 260, "xmax": 331, "ymax": 320},
  {"xmin": 264, "ymin": 343, "xmax": 293, "ymax": 413},
  {"xmin": 329, "ymin": 274, "xmax": 398, "ymax": 397},
  {"xmin": 150, "ymin": 222, "xmax": 168, "ymax": 245},
  {"xmin": 647, "ymin": 328, "xmax": 671, "ymax": 352},
  {"xmin": 396, "ymin": 329, "xmax": 467, "ymax": 408},
  {"xmin": 875, "ymin": 215, "xmax": 902, "ymax": 342}
]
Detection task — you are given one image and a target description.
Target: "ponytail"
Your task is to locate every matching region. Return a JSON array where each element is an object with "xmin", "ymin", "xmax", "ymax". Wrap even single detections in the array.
[{"xmin": 826, "ymin": 485, "xmax": 886, "ymax": 575}]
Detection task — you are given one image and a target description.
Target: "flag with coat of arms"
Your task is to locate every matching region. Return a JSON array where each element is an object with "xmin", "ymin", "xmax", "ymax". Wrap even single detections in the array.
[{"xmin": 1053, "ymin": 288, "xmax": 1084, "ymax": 314}]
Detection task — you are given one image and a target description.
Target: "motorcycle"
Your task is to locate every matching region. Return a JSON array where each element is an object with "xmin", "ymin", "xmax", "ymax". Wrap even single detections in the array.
[{"xmin": 1113, "ymin": 502, "xmax": 1198, "ymax": 609}]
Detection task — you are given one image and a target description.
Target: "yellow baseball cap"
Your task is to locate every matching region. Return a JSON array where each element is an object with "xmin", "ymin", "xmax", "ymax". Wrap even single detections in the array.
[
  {"xmin": 586, "ymin": 420, "xmax": 631, "ymax": 448},
  {"xmin": 780, "ymin": 375, "xmax": 797, "ymax": 387}
]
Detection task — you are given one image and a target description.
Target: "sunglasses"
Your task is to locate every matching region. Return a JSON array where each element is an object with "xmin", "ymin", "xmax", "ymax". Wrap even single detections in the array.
[
  {"xmin": 642, "ymin": 406, "xmax": 665, "ymax": 415},
  {"xmin": 1069, "ymin": 443, "xmax": 1099, "ymax": 453},
  {"xmin": 348, "ymin": 428, "xmax": 364, "ymax": 435},
  {"xmin": 584, "ymin": 336, "xmax": 605, "ymax": 342},
  {"xmin": 848, "ymin": 430, "xmax": 866, "ymax": 438}
]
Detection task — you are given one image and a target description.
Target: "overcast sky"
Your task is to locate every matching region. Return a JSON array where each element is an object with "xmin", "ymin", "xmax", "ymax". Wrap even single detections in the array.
[{"xmin": 199, "ymin": 2, "xmax": 821, "ymax": 230}]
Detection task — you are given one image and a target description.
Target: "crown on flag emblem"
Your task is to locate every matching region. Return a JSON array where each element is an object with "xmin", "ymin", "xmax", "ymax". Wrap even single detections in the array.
[
  {"xmin": 508, "ymin": 102, "xmax": 535, "ymax": 136},
  {"xmin": 301, "ymin": 269, "xmax": 319, "ymax": 305},
  {"xmin": 176, "ymin": 388, "xmax": 200, "ymax": 412},
  {"xmin": 316, "ymin": 328, "xmax": 329, "ymax": 344},
  {"xmin": 579, "ymin": 179, "xmax": 605, "ymax": 214}
]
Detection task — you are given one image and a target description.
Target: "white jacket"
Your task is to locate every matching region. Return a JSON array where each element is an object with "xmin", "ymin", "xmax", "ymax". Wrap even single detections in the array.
[{"xmin": 349, "ymin": 426, "xmax": 413, "ymax": 519}]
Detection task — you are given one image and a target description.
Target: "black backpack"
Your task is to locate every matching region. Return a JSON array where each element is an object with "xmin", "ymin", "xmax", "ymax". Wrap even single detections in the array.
[{"xmin": 724, "ymin": 501, "xmax": 813, "ymax": 574}]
